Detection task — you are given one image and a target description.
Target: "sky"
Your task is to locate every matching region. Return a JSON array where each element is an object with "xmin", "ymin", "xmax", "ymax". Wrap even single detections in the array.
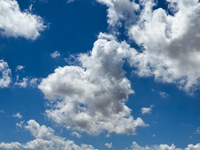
[{"xmin": 0, "ymin": 0, "xmax": 200, "ymax": 149}]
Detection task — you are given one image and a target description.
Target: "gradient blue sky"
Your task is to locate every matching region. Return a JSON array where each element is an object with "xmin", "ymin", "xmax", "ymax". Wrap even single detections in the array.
[{"xmin": 0, "ymin": 0, "xmax": 200, "ymax": 150}]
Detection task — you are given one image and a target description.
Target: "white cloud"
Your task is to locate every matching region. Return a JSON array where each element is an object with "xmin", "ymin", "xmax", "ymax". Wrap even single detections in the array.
[
  {"xmin": 16, "ymin": 65, "xmax": 25, "ymax": 72},
  {"xmin": 50, "ymin": 51, "xmax": 60, "ymax": 58},
  {"xmin": 14, "ymin": 76, "xmax": 28, "ymax": 88},
  {"xmin": 159, "ymin": 92, "xmax": 169, "ymax": 98},
  {"xmin": 105, "ymin": 143, "xmax": 112, "ymax": 149},
  {"xmin": 0, "ymin": 60, "xmax": 11, "ymax": 88},
  {"xmin": 0, "ymin": 0, "xmax": 46, "ymax": 40},
  {"xmin": 97, "ymin": 0, "xmax": 200, "ymax": 94},
  {"xmin": 0, "ymin": 120, "xmax": 97, "ymax": 150},
  {"xmin": 39, "ymin": 33, "xmax": 148, "ymax": 135},
  {"xmin": 71, "ymin": 131, "xmax": 81, "ymax": 138},
  {"xmin": 125, "ymin": 141, "xmax": 200, "ymax": 150},
  {"xmin": 141, "ymin": 105, "xmax": 154, "ymax": 115},
  {"xmin": 127, "ymin": 0, "xmax": 200, "ymax": 94},
  {"xmin": 13, "ymin": 112, "xmax": 22, "ymax": 119},
  {"xmin": 96, "ymin": 0, "xmax": 139, "ymax": 27}
]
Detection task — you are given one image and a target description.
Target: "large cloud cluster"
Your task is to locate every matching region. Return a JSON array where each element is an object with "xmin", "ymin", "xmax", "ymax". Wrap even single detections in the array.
[
  {"xmin": 0, "ymin": 120, "xmax": 97, "ymax": 150},
  {"xmin": 98, "ymin": 0, "xmax": 200, "ymax": 94},
  {"xmin": 0, "ymin": 0, "xmax": 46, "ymax": 40},
  {"xmin": 124, "ymin": 141, "xmax": 200, "ymax": 150},
  {"xmin": 39, "ymin": 33, "xmax": 148, "ymax": 135},
  {"xmin": 0, "ymin": 60, "xmax": 11, "ymax": 88}
]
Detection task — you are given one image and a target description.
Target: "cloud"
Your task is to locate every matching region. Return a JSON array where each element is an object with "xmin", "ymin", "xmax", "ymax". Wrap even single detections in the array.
[
  {"xmin": 196, "ymin": 127, "xmax": 200, "ymax": 134},
  {"xmin": 0, "ymin": 0, "xmax": 46, "ymax": 40},
  {"xmin": 71, "ymin": 131, "xmax": 81, "ymax": 138},
  {"xmin": 159, "ymin": 92, "xmax": 169, "ymax": 98},
  {"xmin": 0, "ymin": 60, "xmax": 11, "ymax": 88},
  {"xmin": 30, "ymin": 78, "xmax": 39, "ymax": 88},
  {"xmin": 0, "ymin": 120, "xmax": 97, "ymax": 150},
  {"xmin": 97, "ymin": 0, "xmax": 200, "ymax": 94},
  {"xmin": 96, "ymin": 0, "xmax": 139, "ymax": 27},
  {"xmin": 13, "ymin": 112, "xmax": 22, "ymax": 119},
  {"xmin": 127, "ymin": 0, "xmax": 200, "ymax": 94},
  {"xmin": 141, "ymin": 105, "xmax": 154, "ymax": 115},
  {"xmin": 16, "ymin": 121, "xmax": 24, "ymax": 128},
  {"xmin": 14, "ymin": 76, "xmax": 28, "ymax": 88},
  {"xmin": 125, "ymin": 141, "xmax": 200, "ymax": 150},
  {"xmin": 50, "ymin": 51, "xmax": 60, "ymax": 58},
  {"xmin": 105, "ymin": 143, "xmax": 112, "ymax": 149},
  {"xmin": 15, "ymin": 65, "xmax": 25, "ymax": 72},
  {"xmin": 39, "ymin": 33, "xmax": 148, "ymax": 135}
]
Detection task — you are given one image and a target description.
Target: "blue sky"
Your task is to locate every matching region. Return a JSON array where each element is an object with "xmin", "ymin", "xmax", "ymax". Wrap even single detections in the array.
[{"xmin": 0, "ymin": 0, "xmax": 200, "ymax": 149}]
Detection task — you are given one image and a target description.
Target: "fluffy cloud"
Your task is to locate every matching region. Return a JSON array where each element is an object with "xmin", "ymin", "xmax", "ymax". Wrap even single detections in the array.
[
  {"xmin": 39, "ymin": 33, "xmax": 148, "ymax": 135},
  {"xmin": 125, "ymin": 141, "xmax": 200, "ymax": 150},
  {"xmin": 0, "ymin": 120, "xmax": 97, "ymax": 150},
  {"xmin": 0, "ymin": 0, "xmax": 46, "ymax": 40},
  {"xmin": 97, "ymin": 0, "xmax": 200, "ymax": 94},
  {"xmin": 96, "ymin": 0, "xmax": 139, "ymax": 27},
  {"xmin": 141, "ymin": 105, "xmax": 154, "ymax": 114},
  {"xmin": 0, "ymin": 60, "xmax": 11, "ymax": 88},
  {"xmin": 127, "ymin": 0, "xmax": 200, "ymax": 94}
]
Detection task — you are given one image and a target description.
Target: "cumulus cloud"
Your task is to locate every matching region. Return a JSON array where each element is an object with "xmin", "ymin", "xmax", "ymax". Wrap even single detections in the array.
[
  {"xmin": 13, "ymin": 112, "xmax": 22, "ymax": 119},
  {"xmin": 39, "ymin": 33, "xmax": 148, "ymax": 135},
  {"xmin": 96, "ymin": 0, "xmax": 139, "ymax": 27},
  {"xmin": 0, "ymin": 60, "xmax": 11, "ymax": 88},
  {"xmin": 127, "ymin": 0, "xmax": 200, "ymax": 94},
  {"xmin": 125, "ymin": 141, "xmax": 200, "ymax": 150},
  {"xmin": 50, "ymin": 51, "xmax": 60, "ymax": 58},
  {"xmin": 141, "ymin": 105, "xmax": 154, "ymax": 115},
  {"xmin": 0, "ymin": 0, "xmax": 46, "ymax": 40},
  {"xmin": 97, "ymin": 0, "xmax": 200, "ymax": 94},
  {"xmin": 0, "ymin": 120, "xmax": 97, "ymax": 150}
]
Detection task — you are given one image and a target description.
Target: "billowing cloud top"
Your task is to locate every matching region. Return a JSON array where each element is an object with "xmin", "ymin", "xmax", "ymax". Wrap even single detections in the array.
[
  {"xmin": 0, "ymin": 0, "xmax": 46, "ymax": 40},
  {"xmin": 39, "ymin": 33, "xmax": 148, "ymax": 135}
]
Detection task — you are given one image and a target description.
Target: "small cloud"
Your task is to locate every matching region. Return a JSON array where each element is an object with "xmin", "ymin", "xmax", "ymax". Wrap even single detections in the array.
[
  {"xmin": 67, "ymin": 0, "xmax": 75, "ymax": 3},
  {"xmin": 16, "ymin": 121, "xmax": 24, "ymax": 128},
  {"xmin": 105, "ymin": 143, "xmax": 112, "ymax": 149},
  {"xmin": 196, "ymin": 127, "xmax": 200, "ymax": 134},
  {"xmin": 190, "ymin": 136, "xmax": 192, "ymax": 139},
  {"xmin": 106, "ymin": 133, "xmax": 110, "ymax": 138},
  {"xmin": 50, "ymin": 51, "xmax": 60, "ymax": 58},
  {"xmin": 153, "ymin": 134, "xmax": 156, "ymax": 137},
  {"xmin": 30, "ymin": 78, "xmax": 39, "ymax": 88},
  {"xmin": 159, "ymin": 91, "xmax": 169, "ymax": 98},
  {"xmin": 16, "ymin": 65, "xmax": 25, "ymax": 72},
  {"xmin": 71, "ymin": 131, "xmax": 81, "ymax": 138},
  {"xmin": 13, "ymin": 113, "xmax": 22, "ymax": 119},
  {"xmin": 141, "ymin": 105, "xmax": 154, "ymax": 115},
  {"xmin": 0, "ymin": 110, "xmax": 4, "ymax": 113},
  {"xmin": 14, "ymin": 76, "xmax": 28, "ymax": 88}
]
